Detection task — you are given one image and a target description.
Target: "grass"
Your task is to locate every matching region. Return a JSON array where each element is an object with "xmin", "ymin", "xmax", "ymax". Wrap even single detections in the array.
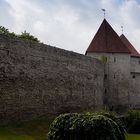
[
  {"xmin": 0, "ymin": 117, "xmax": 54, "ymax": 140},
  {"xmin": 126, "ymin": 134, "xmax": 140, "ymax": 140},
  {"xmin": 0, "ymin": 118, "xmax": 139, "ymax": 140}
]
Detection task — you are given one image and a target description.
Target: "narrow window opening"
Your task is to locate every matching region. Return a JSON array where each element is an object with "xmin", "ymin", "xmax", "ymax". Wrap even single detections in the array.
[
  {"xmin": 114, "ymin": 57, "xmax": 116, "ymax": 62},
  {"xmin": 104, "ymin": 74, "xmax": 107, "ymax": 80},
  {"xmin": 103, "ymin": 89, "xmax": 107, "ymax": 105},
  {"xmin": 114, "ymin": 74, "xmax": 115, "ymax": 79},
  {"xmin": 132, "ymin": 75, "xmax": 135, "ymax": 79}
]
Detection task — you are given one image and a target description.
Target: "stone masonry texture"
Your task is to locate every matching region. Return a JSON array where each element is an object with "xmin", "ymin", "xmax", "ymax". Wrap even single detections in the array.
[{"xmin": 0, "ymin": 35, "xmax": 104, "ymax": 121}]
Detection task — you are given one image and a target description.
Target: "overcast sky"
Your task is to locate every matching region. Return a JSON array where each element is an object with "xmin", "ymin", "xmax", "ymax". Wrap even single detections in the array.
[{"xmin": 0, "ymin": 0, "xmax": 140, "ymax": 54}]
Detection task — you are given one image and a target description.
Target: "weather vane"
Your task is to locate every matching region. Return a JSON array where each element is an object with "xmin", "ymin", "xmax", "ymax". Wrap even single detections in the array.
[
  {"xmin": 121, "ymin": 25, "xmax": 124, "ymax": 34},
  {"xmin": 102, "ymin": 9, "xmax": 106, "ymax": 19}
]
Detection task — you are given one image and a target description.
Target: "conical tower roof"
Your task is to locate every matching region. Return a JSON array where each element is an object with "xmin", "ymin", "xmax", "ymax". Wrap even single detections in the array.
[
  {"xmin": 120, "ymin": 34, "xmax": 140, "ymax": 57},
  {"xmin": 86, "ymin": 19, "xmax": 130, "ymax": 54}
]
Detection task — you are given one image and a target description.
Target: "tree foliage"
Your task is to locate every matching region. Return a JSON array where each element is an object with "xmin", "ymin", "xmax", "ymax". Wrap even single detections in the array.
[
  {"xmin": 19, "ymin": 30, "xmax": 39, "ymax": 42},
  {"xmin": 98, "ymin": 55, "xmax": 107, "ymax": 63},
  {"xmin": 0, "ymin": 26, "xmax": 9, "ymax": 35},
  {"xmin": 124, "ymin": 110, "xmax": 140, "ymax": 134},
  {"xmin": 47, "ymin": 113, "xmax": 126, "ymax": 140},
  {"xmin": 0, "ymin": 26, "xmax": 39, "ymax": 42}
]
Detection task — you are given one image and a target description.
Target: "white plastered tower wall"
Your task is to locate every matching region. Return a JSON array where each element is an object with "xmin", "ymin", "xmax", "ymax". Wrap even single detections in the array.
[
  {"xmin": 87, "ymin": 52, "xmax": 131, "ymax": 110},
  {"xmin": 120, "ymin": 34, "xmax": 140, "ymax": 109},
  {"xmin": 130, "ymin": 57, "xmax": 140, "ymax": 108}
]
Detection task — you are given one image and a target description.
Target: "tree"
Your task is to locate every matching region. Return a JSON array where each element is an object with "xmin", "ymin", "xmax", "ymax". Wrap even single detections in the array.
[
  {"xmin": 0, "ymin": 26, "xmax": 40, "ymax": 43},
  {"xmin": 0, "ymin": 26, "xmax": 9, "ymax": 35},
  {"xmin": 19, "ymin": 30, "xmax": 40, "ymax": 42}
]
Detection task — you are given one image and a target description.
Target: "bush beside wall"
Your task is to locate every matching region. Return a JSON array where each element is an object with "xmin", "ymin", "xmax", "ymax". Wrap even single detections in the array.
[
  {"xmin": 47, "ymin": 113, "xmax": 126, "ymax": 140},
  {"xmin": 124, "ymin": 110, "xmax": 140, "ymax": 134}
]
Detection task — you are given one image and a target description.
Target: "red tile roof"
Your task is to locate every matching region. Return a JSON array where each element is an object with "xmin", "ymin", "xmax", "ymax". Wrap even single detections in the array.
[
  {"xmin": 120, "ymin": 34, "xmax": 140, "ymax": 58},
  {"xmin": 86, "ymin": 19, "xmax": 130, "ymax": 54}
]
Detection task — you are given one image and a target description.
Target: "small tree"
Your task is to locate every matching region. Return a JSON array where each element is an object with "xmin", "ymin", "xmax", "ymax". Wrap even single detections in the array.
[{"xmin": 19, "ymin": 30, "xmax": 39, "ymax": 42}]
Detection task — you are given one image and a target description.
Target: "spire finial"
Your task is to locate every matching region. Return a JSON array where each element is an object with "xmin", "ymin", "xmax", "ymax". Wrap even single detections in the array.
[
  {"xmin": 121, "ymin": 25, "xmax": 124, "ymax": 34},
  {"xmin": 102, "ymin": 9, "xmax": 106, "ymax": 19}
]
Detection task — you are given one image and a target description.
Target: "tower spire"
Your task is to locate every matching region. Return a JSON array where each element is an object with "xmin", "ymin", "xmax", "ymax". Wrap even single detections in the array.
[{"xmin": 102, "ymin": 9, "xmax": 106, "ymax": 19}]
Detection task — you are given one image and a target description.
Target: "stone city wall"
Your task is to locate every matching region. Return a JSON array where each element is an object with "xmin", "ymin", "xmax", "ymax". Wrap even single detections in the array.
[{"xmin": 0, "ymin": 35, "xmax": 104, "ymax": 121}]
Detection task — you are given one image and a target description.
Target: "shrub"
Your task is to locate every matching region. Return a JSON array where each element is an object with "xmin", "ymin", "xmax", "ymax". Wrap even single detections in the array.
[
  {"xmin": 19, "ymin": 31, "xmax": 40, "ymax": 42},
  {"xmin": 124, "ymin": 110, "xmax": 140, "ymax": 134},
  {"xmin": 0, "ymin": 26, "xmax": 40, "ymax": 42},
  {"xmin": 85, "ymin": 111, "xmax": 125, "ymax": 134},
  {"xmin": 47, "ymin": 113, "xmax": 126, "ymax": 140},
  {"xmin": 99, "ymin": 111, "xmax": 126, "ymax": 134}
]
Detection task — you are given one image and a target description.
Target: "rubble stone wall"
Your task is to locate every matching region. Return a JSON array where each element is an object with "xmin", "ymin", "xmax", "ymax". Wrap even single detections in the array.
[{"xmin": 0, "ymin": 35, "xmax": 104, "ymax": 121}]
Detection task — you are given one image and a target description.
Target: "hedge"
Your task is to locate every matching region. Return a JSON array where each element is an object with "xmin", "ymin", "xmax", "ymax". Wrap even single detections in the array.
[
  {"xmin": 124, "ymin": 110, "xmax": 140, "ymax": 134},
  {"xmin": 47, "ymin": 113, "xmax": 126, "ymax": 140}
]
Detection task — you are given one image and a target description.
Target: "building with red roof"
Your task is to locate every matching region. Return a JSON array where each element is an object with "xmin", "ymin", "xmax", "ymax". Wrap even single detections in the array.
[{"xmin": 86, "ymin": 19, "xmax": 140, "ymax": 110}]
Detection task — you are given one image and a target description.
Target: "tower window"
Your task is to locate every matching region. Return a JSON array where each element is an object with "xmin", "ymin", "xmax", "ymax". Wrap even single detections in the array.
[
  {"xmin": 104, "ymin": 74, "xmax": 107, "ymax": 80},
  {"xmin": 114, "ymin": 74, "xmax": 115, "ymax": 79},
  {"xmin": 132, "ymin": 75, "xmax": 135, "ymax": 79},
  {"xmin": 114, "ymin": 57, "xmax": 116, "ymax": 62}
]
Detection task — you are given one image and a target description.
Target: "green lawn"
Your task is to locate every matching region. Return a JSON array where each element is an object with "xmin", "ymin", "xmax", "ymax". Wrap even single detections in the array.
[
  {"xmin": 0, "ymin": 118, "xmax": 54, "ymax": 140},
  {"xmin": 0, "ymin": 119, "xmax": 139, "ymax": 140},
  {"xmin": 126, "ymin": 134, "xmax": 140, "ymax": 140}
]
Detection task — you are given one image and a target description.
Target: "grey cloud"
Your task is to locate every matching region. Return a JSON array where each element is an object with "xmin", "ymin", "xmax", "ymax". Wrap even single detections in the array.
[
  {"xmin": 1, "ymin": 0, "xmax": 140, "ymax": 53},
  {"xmin": 0, "ymin": 0, "xmax": 14, "ymax": 28}
]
